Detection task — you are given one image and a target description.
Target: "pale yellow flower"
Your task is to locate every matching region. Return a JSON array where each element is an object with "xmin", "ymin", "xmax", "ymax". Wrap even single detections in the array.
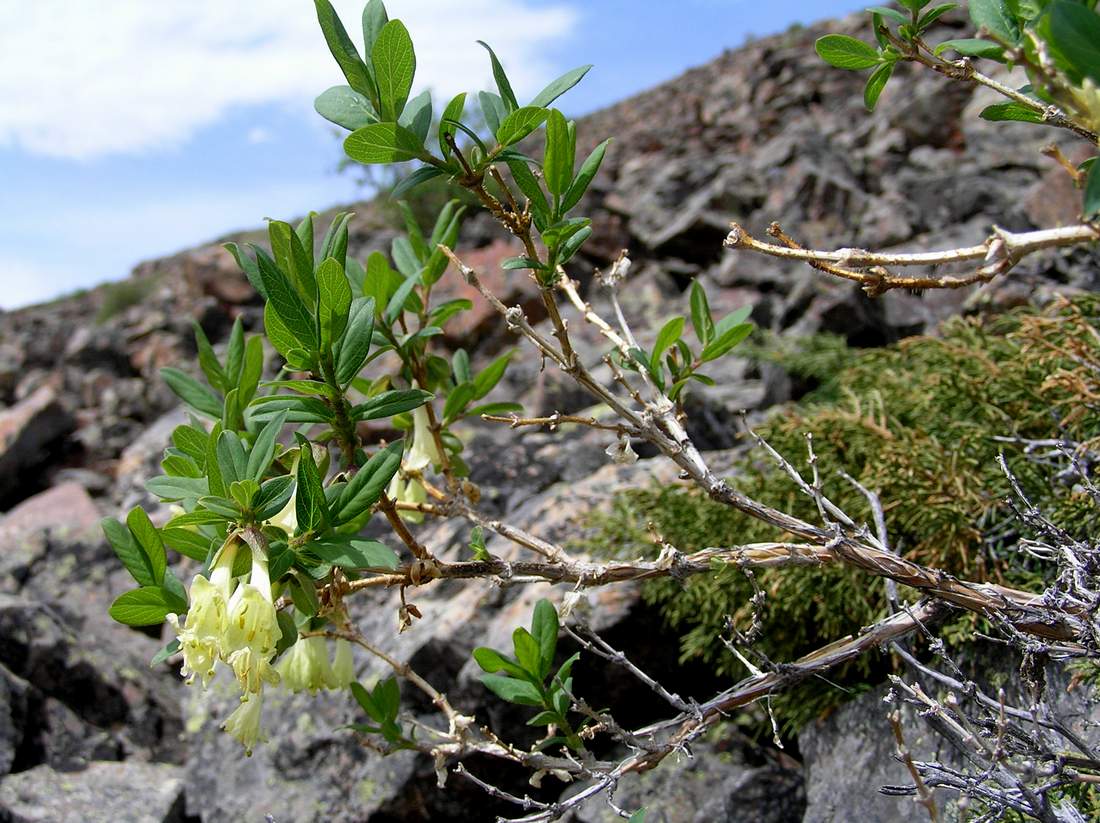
[
  {"xmin": 406, "ymin": 391, "xmax": 442, "ymax": 471},
  {"xmin": 224, "ymin": 551, "xmax": 280, "ymax": 694},
  {"xmin": 169, "ymin": 540, "xmax": 239, "ymax": 688},
  {"xmin": 222, "ymin": 692, "xmax": 265, "ymax": 755},
  {"xmin": 329, "ymin": 638, "xmax": 355, "ymax": 688},
  {"xmin": 277, "ymin": 635, "xmax": 335, "ymax": 693}
]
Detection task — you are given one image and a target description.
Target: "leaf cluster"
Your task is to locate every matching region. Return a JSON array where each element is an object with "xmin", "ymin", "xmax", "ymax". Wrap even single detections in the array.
[{"xmin": 473, "ymin": 599, "xmax": 584, "ymax": 752}]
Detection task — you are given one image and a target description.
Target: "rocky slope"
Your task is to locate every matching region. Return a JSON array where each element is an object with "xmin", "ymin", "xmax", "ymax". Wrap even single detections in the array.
[{"xmin": 1, "ymin": 8, "xmax": 1097, "ymax": 822}]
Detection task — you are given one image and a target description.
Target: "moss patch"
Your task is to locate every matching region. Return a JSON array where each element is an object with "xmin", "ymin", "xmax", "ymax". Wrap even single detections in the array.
[{"xmin": 584, "ymin": 296, "xmax": 1100, "ymax": 731}]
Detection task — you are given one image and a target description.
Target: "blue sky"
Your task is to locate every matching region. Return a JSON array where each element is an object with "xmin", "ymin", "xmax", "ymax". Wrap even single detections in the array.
[{"xmin": 0, "ymin": 0, "xmax": 867, "ymax": 309}]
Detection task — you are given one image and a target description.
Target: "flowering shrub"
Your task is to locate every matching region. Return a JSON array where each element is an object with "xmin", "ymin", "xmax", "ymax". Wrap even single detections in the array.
[{"xmin": 104, "ymin": 1, "xmax": 1100, "ymax": 819}]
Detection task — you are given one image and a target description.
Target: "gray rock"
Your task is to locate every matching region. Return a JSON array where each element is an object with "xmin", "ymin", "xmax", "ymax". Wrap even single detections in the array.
[
  {"xmin": 0, "ymin": 386, "xmax": 74, "ymax": 507},
  {"xmin": 568, "ymin": 733, "xmax": 804, "ymax": 823},
  {"xmin": 0, "ymin": 761, "xmax": 185, "ymax": 823}
]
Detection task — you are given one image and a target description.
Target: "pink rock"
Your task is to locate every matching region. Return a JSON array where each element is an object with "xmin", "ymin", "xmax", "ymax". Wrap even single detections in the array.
[{"xmin": 0, "ymin": 481, "xmax": 100, "ymax": 538}]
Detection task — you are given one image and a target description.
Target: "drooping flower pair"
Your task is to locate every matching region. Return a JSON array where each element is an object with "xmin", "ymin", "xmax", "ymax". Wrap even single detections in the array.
[{"xmin": 170, "ymin": 538, "xmax": 280, "ymax": 754}]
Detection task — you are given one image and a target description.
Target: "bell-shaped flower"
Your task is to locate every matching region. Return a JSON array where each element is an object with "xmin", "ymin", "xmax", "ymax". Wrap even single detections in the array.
[
  {"xmin": 268, "ymin": 492, "xmax": 298, "ymax": 536},
  {"xmin": 329, "ymin": 638, "xmax": 355, "ymax": 688},
  {"xmin": 224, "ymin": 550, "xmax": 280, "ymax": 695},
  {"xmin": 405, "ymin": 396, "xmax": 442, "ymax": 472},
  {"xmin": 168, "ymin": 540, "xmax": 239, "ymax": 688},
  {"xmin": 222, "ymin": 692, "xmax": 265, "ymax": 755},
  {"xmin": 387, "ymin": 473, "xmax": 426, "ymax": 524},
  {"xmin": 277, "ymin": 635, "xmax": 335, "ymax": 694}
]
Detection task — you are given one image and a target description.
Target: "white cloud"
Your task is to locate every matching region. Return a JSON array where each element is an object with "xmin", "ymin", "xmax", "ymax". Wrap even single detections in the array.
[{"xmin": 0, "ymin": 0, "xmax": 576, "ymax": 160}]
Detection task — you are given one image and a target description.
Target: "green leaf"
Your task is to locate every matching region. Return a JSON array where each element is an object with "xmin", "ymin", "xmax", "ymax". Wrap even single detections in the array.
[
  {"xmin": 288, "ymin": 574, "xmax": 319, "ymax": 617},
  {"xmin": 477, "ymin": 91, "xmax": 506, "ymax": 136},
  {"xmin": 481, "ymin": 674, "xmax": 543, "ymax": 706},
  {"xmin": 530, "ymin": 64, "xmax": 592, "ymax": 108},
  {"xmin": 715, "ymin": 306, "xmax": 753, "ymax": 338},
  {"xmin": 437, "ymin": 92, "xmax": 467, "ymax": 157},
  {"xmin": 102, "ymin": 516, "xmax": 157, "ymax": 587},
  {"xmin": 224, "ymin": 242, "xmax": 266, "ymax": 299},
  {"xmin": 530, "ymin": 599, "xmax": 559, "ymax": 679},
  {"xmin": 815, "ymin": 34, "xmax": 882, "ymax": 70},
  {"xmin": 442, "ymin": 381, "xmax": 476, "ymax": 424},
  {"xmin": 700, "ymin": 323, "xmax": 753, "ymax": 362},
  {"xmin": 391, "ymin": 235, "xmax": 421, "ymax": 277},
  {"xmin": 398, "ymin": 89, "xmax": 433, "ymax": 145},
  {"xmin": 980, "ymin": 101, "xmax": 1045, "ymax": 124},
  {"xmin": 557, "ymin": 225, "xmax": 591, "ymax": 265},
  {"xmin": 238, "ymin": 336, "xmax": 264, "ymax": 407},
  {"xmin": 332, "ymin": 440, "xmax": 404, "ymax": 525},
  {"xmin": 477, "ymin": 41, "xmax": 518, "ymax": 112},
  {"xmin": 689, "ymin": 281, "xmax": 714, "ymax": 345},
  {"xmin": 320, "ymin": 212, "xmax": 353, "ymax": 268},
  {"xmin": 392, "ymin": 165, "xmax": 444, "ymax": 199},
  {"xmin": 452, "ymin": 349, "xmax": 472, "ymax": 384},
  {"xmin": 251, "ymin": 246, "xmax": 318, "ymax": 351},
  {"xmin": 225, "ymin": 317, "xmax": 246, "ymax": 385},
  {"xmin": 512, "ymin": 627, "xmax": 541, "ymax": 675},
  {"xmin": 205, "ymin": 422, "xmax": 225, "ymax": 497},
  {"xmin": 1049, "ymin": 2, "xmax": 1100, "ymax": 85},
  {"xmin": 161, "ymin": 527, "xmax": 213, "ymax": 562},
  {"xmin": 317, "ymin": 257, "xmax": 353, "ymax": 349},
  {"xmin": 146, "ymin": 475, "xmax": 209, "ymax": 502},
  {"xmin": 969, "ymin": 0, "xmax": 1021, "ymax": 44},
  {"xmin": 246, "ymin": 412, "xmax": 285, "ymax": 482},
  {"xmin": 109, "ymin": 587, "xmax": 172, "ymax": 627},
  {"xmin": 172, "ymin": 425, "xmax": 207, "ymax": 465},
  {"xmin": 351, "ymin": 389, "xmax": 433, "ymax": 421},
  {"xmin": 126, "ymin": 506, "xmax": 167, "ymax": 585},
  {"xmin": 473, "ymin": 351, "xmax": 512, "ymax": 400},
  {"xmin": 315, "ymin": 85, "xmax": 378, "ymax": 131},
  {"xmin": 361, "ymin": 0, "xmax": 389, "ymax": 56},
  {"xmin": 151, "ymin": 639, "xmax": 181, "ymax": 667},
  {"xmin": 371, "ymin": 19, "xmax": 416, "ymax": 121},
  {"xmin": 933, "ymin": 38, "xmax": 1006, "ymax": 59},
  {"xmin": 495, "ymin": 106, "xmax": 549, "ymax": 148},
  {"xmin": 191, "ymin": 322, "xmax": 225, "ymax": 392},
  {"xmin": 269, "ymin": 542, "xmax": 296, "ymax": 582},
  {"xmin": 473, "ymin": 647, "xmax": 527, "ymax": 679},
  {"xmin": 917, "ymin": 3, "xmax": 958, "ymax": 31},
  {"xmin": 344, "ymin": 123, "xmax": 428, "ymax": 165},
  {"xmin": 651, "ymin": 317, "xmax": 685, "ymax": 371},
  {"xmin": 294, "ymin": 436, "xmax": 328, "ymax": 535},
  {"xmin": 336, "ymin": 296, "xmax": 376, "ymax": 386},
  {"xmin": 501, "ymin": 256, "xmax": 542, "ymax": 271},
  {"xmin": 866, "ymin": 5, "xmax": 909, "ymax": 24},
  {"xmin": 161, "ymin": 569, "xmax": 188, "ymax": 613},
  {"xmin": 314, "ymin": 0, "xmax": 375, "ymax": 99},
  {"xmin": 263, "ymin": 302, "xmax": 298, "ymax": 360},
  {"xmin": 864, "ymin": 61, "xmax": 894, "ymax": 110},
  {"xmin": 384, "ymin": 271, "xmax": 421, "ymax": 324},
  {"xmin": 423, "ymin": 204, "xmax": 465, "ymax": 285},
  {"xmin": 1084, "ymin": 159, "xmax": 1100, "ymax": 219},
  {"xmin": 160, "ymin": 368, "xmax": 222, "ymax": 419},
  {"xmin": 507, "ymin": 158, "xmax": 551, "ymax": 224},
  {"xmin": 561, "ymin": 138, "xmax": 610, "ymax": 214},
  {"xmin": 255, "ymin": 476, "xmax": 296, "ymax": 521},
  {"xmin": 309, "ymin": 537, "xmax": 399, "ymax": 570},
  {"xmin": 215, "ymin": 430, "xmax": 246, "ymax": 487},
  {"xmin": 543, "ymin": 109, "xmax": 574, "ymax": 197}
]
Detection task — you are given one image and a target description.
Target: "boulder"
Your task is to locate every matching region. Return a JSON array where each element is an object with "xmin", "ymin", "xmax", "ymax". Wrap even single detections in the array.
[
  {"xmin": 0, "ymin": 386, "xmax": 74, "ymax": 507},
  {"xmin": 0, "ymin": 761, "xmax": 186, "ymax": 823}
]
